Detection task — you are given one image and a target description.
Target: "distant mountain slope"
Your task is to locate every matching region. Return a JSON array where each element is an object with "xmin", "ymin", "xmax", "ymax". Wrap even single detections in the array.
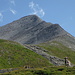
[
  {"xmin": 51, "ymin": 34, "xmax": 75, "ymax": 50},
  {"xmin": 36, "ymin": 40, "xmax": 75, "ymax": 65},
  {"xmin": 0, "ymin": 39, "xmax": 52, "ymax": 69},
  {"xmin": 0, "ymin": 15, "xmax": 71, "ymax": 45}
]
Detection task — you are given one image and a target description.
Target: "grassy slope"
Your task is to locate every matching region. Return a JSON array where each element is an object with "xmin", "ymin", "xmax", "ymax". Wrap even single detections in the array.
[
  {"xmin": 0, "ymin": 39, "xmax": 52, "ymax": 69},
  {"xmin": 4, "ymin": 66, "xmax": 75, "ymax": 75},
  {"xmin": 37, "ymin": 41, "xmax": 75, "ymax": 64}
]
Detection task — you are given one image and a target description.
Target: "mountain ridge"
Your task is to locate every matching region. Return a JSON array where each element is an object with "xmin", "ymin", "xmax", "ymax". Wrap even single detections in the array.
[{"xmin": 0, "ymin": 15, "xmax": 73, "ymax": 45}]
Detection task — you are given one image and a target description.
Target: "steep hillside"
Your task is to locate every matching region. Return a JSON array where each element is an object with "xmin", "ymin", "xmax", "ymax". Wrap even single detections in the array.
[{"xmin": 0, "ymin": 39, "xmax": 52, "ymax": 69}]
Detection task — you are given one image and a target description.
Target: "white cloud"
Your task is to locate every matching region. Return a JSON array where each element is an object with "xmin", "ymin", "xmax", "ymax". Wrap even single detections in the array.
[
  {"xmin": 0, "ymin": 13, "xmax": 3, "ymax": 22},
  {"xmin": 9, "ymin": 8, "xmax": 17, "ymax": 15},
  {"xmin": 29, "ymin": 1, "xmax": 34, "ymax": 9},
  {"xmin": 0, "ymin": 0, "xmax": 17, "ymax": 23},
  {"xmin": 29, "ymin": 1, "xmax": 45, "ymax": 17},
  {"xmin": 39, "ymin": 9, "xmax": 45, "ymax": 17},
  {"xmin": 10, "ymin": 0, "xmax": 15, "ymax": 6},
  {"xmin": 9, "ymin": 0, "xmax": 17, "ymax": 15}
]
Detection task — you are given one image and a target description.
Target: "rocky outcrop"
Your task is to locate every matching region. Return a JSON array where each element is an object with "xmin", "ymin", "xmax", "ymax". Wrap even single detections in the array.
[{"xmin": 24, "ymin": 44, "xmax": 65, "ymax": 66}]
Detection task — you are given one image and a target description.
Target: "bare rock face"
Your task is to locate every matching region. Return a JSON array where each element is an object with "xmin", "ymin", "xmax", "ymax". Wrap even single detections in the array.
[{"xmin": 0, "ymin": 15, "xmax": 75, "ymax": 48}]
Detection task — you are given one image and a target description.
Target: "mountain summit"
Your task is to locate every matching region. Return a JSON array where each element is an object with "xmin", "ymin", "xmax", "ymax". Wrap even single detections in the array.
[{"xmin": 0, "ymin": 15, "xmax": 75, "ymax": 49}]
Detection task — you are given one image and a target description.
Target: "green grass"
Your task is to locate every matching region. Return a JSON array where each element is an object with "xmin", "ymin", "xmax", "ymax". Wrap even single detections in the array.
[
  {"xmin": 1, "ymin": 39, "xmax": 75, "ymax": 74},
  {"xmin": 4, "ymin": 66, "xmax": 75, "ymax": 75},
  {"xmin": 0, "ymin": 39, "xmax": 52, "ymax": 69},
  {"xmin": 37, "ymin": 41, "xmax": 75, "ymax": 64}
]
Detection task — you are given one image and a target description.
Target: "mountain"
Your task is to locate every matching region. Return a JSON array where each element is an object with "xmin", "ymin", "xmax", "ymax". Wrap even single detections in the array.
[
  {"xmin": 0, "ymin": 15, "xmax": 75, "ymax": 67},
  {"xmin": 0, "ymin": 15, "xmax": 43, "ymax": 44},
  {"xmin": 0, "ymin": 15, "xmax": 75, "ymax": 50}
]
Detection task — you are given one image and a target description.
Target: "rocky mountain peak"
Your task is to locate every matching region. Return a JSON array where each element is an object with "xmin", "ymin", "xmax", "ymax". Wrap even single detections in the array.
[
  {"xmin": 19, "ymin": 15, "xmax": 42, "ymax": 23},
  {"xmin": 0, "ymin": 15, "xmax": 75, "ymax": 45}
]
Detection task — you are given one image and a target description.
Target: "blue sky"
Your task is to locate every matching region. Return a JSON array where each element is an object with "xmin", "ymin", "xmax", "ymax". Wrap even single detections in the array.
[{"xmin": 0, "ymin": 0, "xmax": 75, "ymax": 37}]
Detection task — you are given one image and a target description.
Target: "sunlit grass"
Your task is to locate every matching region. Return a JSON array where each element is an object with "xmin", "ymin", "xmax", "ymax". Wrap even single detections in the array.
[{"xmin": 0, "ymin": 39, "xmax": 52, "ymax": 69}]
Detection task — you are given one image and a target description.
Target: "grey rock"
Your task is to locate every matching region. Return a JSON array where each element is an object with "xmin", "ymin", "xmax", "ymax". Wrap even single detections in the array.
[
  {"xmin": 24, "ymin": 44, "xmax": 65, "ymax": 66},
  {"xmin": 0, "ymin": 15, "xmax": 73, "ymax": 45}
]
